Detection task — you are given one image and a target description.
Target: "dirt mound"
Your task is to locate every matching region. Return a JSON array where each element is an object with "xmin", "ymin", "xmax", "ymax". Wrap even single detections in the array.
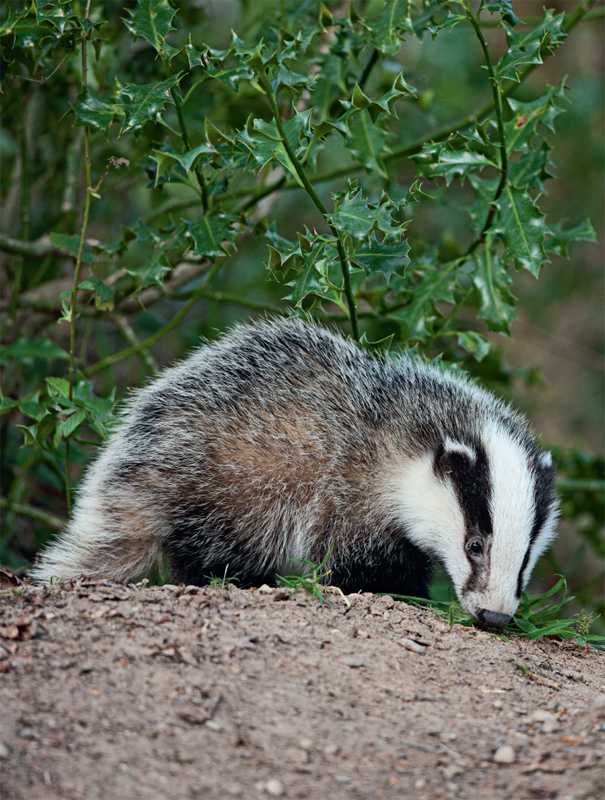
[{"xmin": 1, "ymin": 581, "xmax": 603, "ymax": 800}]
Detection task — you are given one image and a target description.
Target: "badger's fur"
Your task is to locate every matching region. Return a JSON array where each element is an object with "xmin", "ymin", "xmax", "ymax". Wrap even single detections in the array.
[{"xmin": 32, "ymin": 318, "xmax": 559, "ymax": 626}]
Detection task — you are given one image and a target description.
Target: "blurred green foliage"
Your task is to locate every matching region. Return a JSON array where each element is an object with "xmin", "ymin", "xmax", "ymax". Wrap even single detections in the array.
[{"xmin": 0, "ymin": 0, "xmax": 602, "ymax": 626}]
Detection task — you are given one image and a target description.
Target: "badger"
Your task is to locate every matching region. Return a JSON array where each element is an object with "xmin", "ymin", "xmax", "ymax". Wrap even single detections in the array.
[{"xmin": 32, "ymin": 318, "xmax": 558, "ymax": 627}]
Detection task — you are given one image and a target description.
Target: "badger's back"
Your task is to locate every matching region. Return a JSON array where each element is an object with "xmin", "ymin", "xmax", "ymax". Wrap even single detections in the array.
[{"xmin": 31, "ymin": 318, "xmax": 547, "ymax": 596}]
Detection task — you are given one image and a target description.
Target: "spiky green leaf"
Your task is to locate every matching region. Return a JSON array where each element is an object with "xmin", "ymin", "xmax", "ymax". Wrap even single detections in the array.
[
  {"xmin": 123, "ymin": 0, "xmax": 177, "ymax": 53},
  {"xmin": 493, "ymin": 187, "xmax": 550, "ymax": 276},
  {"xmin": 471, "ymin": 249, "xmax": 517, "ymax": 332},
  {"xmin": 49, "ymin": 233, "xmax": 94, "ymax": 264},
  {"xmin": 494, "ymin": 10, "xmax": 566, "ymax": 83},
  {"xmin": 78, "ymin": 277, "xmax": 115, "ymax": 312},
  {"xmin": 545, "ymin": 219, "xmax": 597, "ymax": 258},
  {"xmin": 117, "ymin": 74, "xmax": 181, "ymax": 134}
]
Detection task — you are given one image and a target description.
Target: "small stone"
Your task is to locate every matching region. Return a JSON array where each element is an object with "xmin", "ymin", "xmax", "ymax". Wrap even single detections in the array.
[
  {"xmin": 342, "ymin": 658, "xmax": 364, "ymax": 668},
  {"xmin": 541, "ymin": 716, "xmax": 560, "ymax": 734},
  {"xmin": 205, "ymin": 720, "xmax": 223, "ymax": 731},
  {"xmin": 493, "ymin": 700, "xmax": 503, "ymax": 709},
  {"xmin": 414, "ymin": 778, "xmax": 426, "ymax": 789},
  {"xmin": 493, "ymin": 745, "xmax": 515, "ymax": 764},
  {"xmin": 400, "ymin": 638, "xmax": 425, "ymax": 654},
  {"xmin": 162, "ymin": 584, "xmax": 179, "ymax": 591},
  {"xmin": 299, "ymin": 738, "xmax": 314, "ymax": 750},
  {"xmin": 266, "ymin": 779, "xmax": 284, "ymax": 796},
  {"xmin": 324, "ymin": 743, "xmax": 339, "ymax": 756},
  {"xmin": 258, "ymin": 585, "xmax": 273, "ymax": 594},
  {"xmin": 530, "ymin": 709, "xmax": 552, "ymax": 723},
  {"xmin": 335, "ymin": 776, "xmax": 351, "ymax": 784},
  {"xmin": 442, "ymin": 764, "xmax": 463, "ymax": 780},
  {"xmin": 0, "ymin": 743, "xmax": 9, "ymax": 759}
]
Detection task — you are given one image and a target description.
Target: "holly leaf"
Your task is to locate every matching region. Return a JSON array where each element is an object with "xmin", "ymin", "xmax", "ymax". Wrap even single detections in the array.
[
  {"xmin": 545, "ymin": 219, "xmax": 596, "ymax": 258},
  {"xmin": 415, "ymin": 143, "xmax": 498, "ymax": 185},
  {"xmin": 388, "ymin": 258, "xmax": 457, "ymax": 340},
  {"xmin": 152, "ymin": 142, "xmax": 215, "ymax": 186},
  {"xmin": 351, "ymin": 236, "xmax": 410, "ymax": 282},
  {"xmin": 480, "ymin": 1, "xmax": 522, "ymax": 27},
  {"xmin": 467, "ymin": 174, "xmax": 499, "ymax": 235},
  {"xmin": 456, "ymin": 331, "xmax": 491, "ymax": 362},
  {"xmin": 238, "ymin": 111, "xmax": 311, "ymax": 184},
  {"xmin": 366, "ymin": 0, "xmax": 413, "ymax": 56},
  {"xmin": 50, "ymin": 233, "xmax": 94, "ymax": 264},
  {"xmin": 471, "ymin": 249, "xmax": 517, "ymax": 333},
  {"xmin": 493, "ymin": 187, "xmax": 550, "ymax": 276},
  {"xmin": 347, "ymin": 111, "xmax": 392, "ymax": 177},
  {"xmin": 123, "ymin": 0, "xmax": 177, "ymax": 53},
  {"xmin": 186, "ymin": 215, "xmax": 237, "ymax": 258},
  {"xmin": 350, "ymin": 73, "xmax": 416, "ymax": 123},
  {"xmin": 508, "ymin": 141, "xmax": 554, "ymax": 192},
  {"xmin": 73, "ymin": 380, "xmax": 116, "ymax": 427},
  {"xmin": 504, "ymin": 84, "xmax": 565, "ymax": 154},
  {"xmin": 494, "ymin": 10, "xmax": 566, "ymax": 83},
  {"xmin": 73, "ymin": 86, "xmax": 123, "ymax": 135},
  {"xmin": 117, "ymin": 74, "xmax": 181, "ymax": 134},
  {"xmin": 285, "ymin": 237, "xmax": 346, "ymax": 312},
  {"xmin": 56, "ymin": 409, "xmax": 88, "ymax": 444},
  {"xmin": 78, "ymin": 277, "xmax": 115, "ymax": 312},
  {"xmin": 0, "ymin": 339, "xmax": 69, "ymax": 365},
  {"xmin": 126, "ymin": 222, "xmax": 184, "ymax": 287},
  {"xmin": 36, "ymin": 0, "xmax": 76, "ymax": 33},
  {"xmin": 332, "ymin": 184, "xmax": 406, "ymax": 243}
]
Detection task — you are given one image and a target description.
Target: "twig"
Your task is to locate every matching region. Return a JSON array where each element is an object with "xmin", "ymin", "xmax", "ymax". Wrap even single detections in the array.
[
  {"xmin": 358, "ymin": 48, "xmax": 379, "ymax": 91},
  {"xmin": 466, "ymin": 6, "xmax": 508, "ymax": 252},
  {"xmin": 0, "ymin": 233, "xmax": 63, "ymax": 258},
  {"xmin": 65, "ymin": 1, "xmax": 93, "ymax": 513},
  {"xmin": 0, "ymin": 497, "xmax": 66, "ymax": 531},
  {"xmin": 163, "ymin": 57, "xmax": 210, "ymax": 212},
  {"xmin": 111, "ymin": 315, "xmax": 159, "ymax": 374},
  {"xmin": 84, "ymin": 259, "xmax": 225, "ymax": 376},
  {"xmin": 261, "ymin": 68, "xmax": 359, "ymax": 341}
]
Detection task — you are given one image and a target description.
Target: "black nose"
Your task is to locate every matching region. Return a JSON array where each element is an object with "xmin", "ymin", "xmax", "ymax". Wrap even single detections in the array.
[{"xmin": 477, "ymin": 609, "xmax": 511, "ymax": 629}]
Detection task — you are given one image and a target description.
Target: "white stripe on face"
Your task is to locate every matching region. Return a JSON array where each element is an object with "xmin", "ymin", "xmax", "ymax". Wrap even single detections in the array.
[{"xmin": 461, "ymin": 420, "xmax": 536, "ymax": 617}]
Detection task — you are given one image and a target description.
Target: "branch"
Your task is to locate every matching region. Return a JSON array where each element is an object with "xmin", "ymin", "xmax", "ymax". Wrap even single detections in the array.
[
  {"xmin": 65, "ymin": 2, "xmax": 93, "ymax": 513},
  {"xmin": 261, "ymin": 69, "xmax": 360, "ymax": 341},
  {"xmin": 84, "ymin": 260, "xmax": 225, "ymax": 376},
  {"xmin": 0, "ymin": 233, "xmax": 59, "ymax": 258},
  {"xmin": 111, "ymin": 315, "xmax": 159, "ymax": 374},
  {"xmin": 0, "ymin": 497, "xmax": 66, "ymax": 531},
  {"xmin": 466, "ymin": 7, "xmax": 508, "ymax": 252}
]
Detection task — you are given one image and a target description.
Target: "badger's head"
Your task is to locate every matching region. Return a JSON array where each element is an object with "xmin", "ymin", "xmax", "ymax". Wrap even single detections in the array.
[{"xmin": 389, "ymin": 419, "xmax": 559, "ymax": 628}]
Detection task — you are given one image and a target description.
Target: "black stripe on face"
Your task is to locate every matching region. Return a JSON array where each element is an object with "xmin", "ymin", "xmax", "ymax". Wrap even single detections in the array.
[
  {"xmin": 515, "ymin": 457, "xmax": 557, "ymax": 598},
  {"xmin": 435, "ymin": 440, "xmax": 492, "ymax": 535},
  {"xmin": 434, "ymin": 440, "xmax": 492, "ymax": 594}
]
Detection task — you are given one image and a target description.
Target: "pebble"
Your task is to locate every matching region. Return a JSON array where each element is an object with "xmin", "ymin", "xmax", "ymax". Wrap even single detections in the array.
[
  {"xmin": 342, "ymin": 658, "xmax": 364, "ymax": 668},
  {"xmin": 266, "ymin": 779, "xmax": 284, "ymax": 796},
  {"xmin": 493, "ymin": 745, "xmax": 515, "ymax": 764},
  {"xmin": 542, "ymin": 716, "xmax": 560, "ymax": 734},
  {"xmin": 258, "ymin": 585, "xmax": 273, "ymax": 594},
  {"xmin": 299, "ymin": 738, "xmax": 314, "ymax": 750},
  {"xmin": 335, "ymin": 776, "xmax": 351, "ymax": 784},
  {"xmin": 0, "ymin": 743, "xmax": 8, "ymax": 759},
  {"xmin": 400, "ymin": 638, "xmax": 426, "ymax": 654}
]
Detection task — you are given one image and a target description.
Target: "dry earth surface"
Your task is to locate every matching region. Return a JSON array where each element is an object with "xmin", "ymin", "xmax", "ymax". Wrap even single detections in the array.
[{"xmin": 0, "ymin": 578, "xmax": 604, "ymax": 800}]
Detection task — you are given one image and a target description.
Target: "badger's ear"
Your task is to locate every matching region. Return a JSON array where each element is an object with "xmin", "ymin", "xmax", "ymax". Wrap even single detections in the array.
[{"xmin": 435, "ymin": 438, "xmax": 477, "ymax": 475}]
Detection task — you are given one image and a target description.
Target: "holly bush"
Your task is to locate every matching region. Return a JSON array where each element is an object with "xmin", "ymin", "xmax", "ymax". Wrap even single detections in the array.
[{"xmin": 0, "ymin": 0, "xmax": 602, "ymax": 622}]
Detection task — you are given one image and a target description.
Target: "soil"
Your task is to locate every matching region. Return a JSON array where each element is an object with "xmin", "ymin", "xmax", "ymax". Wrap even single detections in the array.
[{"xmin": 0, "ymin": 579, "xmax": 604, "ymax": 800}]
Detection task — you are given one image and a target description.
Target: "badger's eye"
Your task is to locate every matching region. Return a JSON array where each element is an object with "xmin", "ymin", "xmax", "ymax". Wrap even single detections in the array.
[{"xmin": 468, "ymin": 540, "xmax": 483, "ymax": 556}]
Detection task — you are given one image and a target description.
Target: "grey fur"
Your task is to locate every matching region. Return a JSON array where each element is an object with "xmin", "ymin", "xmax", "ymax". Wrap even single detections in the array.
[{"xmin": 32, "ymin": 318, "xmax": 558, "ymax": 618}]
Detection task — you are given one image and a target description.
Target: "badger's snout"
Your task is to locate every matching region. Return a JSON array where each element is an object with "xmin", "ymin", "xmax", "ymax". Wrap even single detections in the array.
[{"xmin": 477, "ymin": 609, "xmax": 511, "ymax": 629}]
